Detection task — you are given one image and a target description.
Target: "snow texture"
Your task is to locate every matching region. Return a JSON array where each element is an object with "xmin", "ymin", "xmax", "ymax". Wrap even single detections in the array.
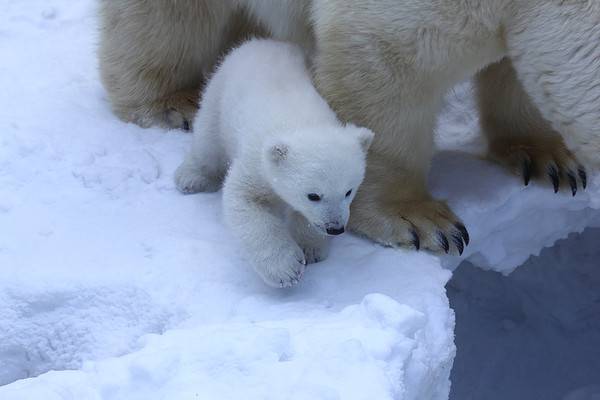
[{"xmin": 0, "ymin": 1, "xmax": 599, "ymax": 399}]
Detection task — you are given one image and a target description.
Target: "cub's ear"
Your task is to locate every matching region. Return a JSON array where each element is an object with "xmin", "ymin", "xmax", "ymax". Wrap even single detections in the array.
[
  {"xmin": 349, "ymin": 124, "xmax": 375, "ymax": 153},
  {"xmin": 266, "ymin": 142, "xmax": 289, "ymax": 165}
]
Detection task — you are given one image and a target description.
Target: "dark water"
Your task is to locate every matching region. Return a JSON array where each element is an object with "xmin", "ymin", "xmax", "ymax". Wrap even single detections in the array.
[{"xmin": 448, "ymin": 228, "xmax": 600, "ymax": 400}]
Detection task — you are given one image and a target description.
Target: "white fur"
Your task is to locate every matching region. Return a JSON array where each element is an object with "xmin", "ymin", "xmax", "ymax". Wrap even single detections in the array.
[
  {"xmin": 232, "ymin": 0, "xmax": 314, "ymax": 55},
  {"xmin": 504, "ymin": 0, "xmax": 600, "ymax": 167},
  {"xmin": 175, "ymin": 39, "xmax": 374, "ymax": 288},
  {"xmin": 103, "ymin": 1, "xmax": 600, "ymax": 253},
  {"xmin": 305, "ymin": 0, "xmax": 600, "ymax": 250}
]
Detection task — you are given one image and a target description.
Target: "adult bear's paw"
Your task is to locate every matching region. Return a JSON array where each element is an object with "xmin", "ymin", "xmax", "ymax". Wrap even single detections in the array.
[
  {"xmin": 349, "ymin": 198, "xmax": 469, "ymax": 255},
  {"xmin": 488, "ymin": 134, "xmax": 587, "ymax": 196}
]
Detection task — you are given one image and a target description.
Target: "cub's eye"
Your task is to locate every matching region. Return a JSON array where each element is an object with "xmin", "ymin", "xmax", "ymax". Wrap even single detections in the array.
[
  {"xmin": 307, "ymin": 193, "xmax": 321, "ymax": 202},
  {"xmin": 345, "ymin": 189, "xmax": 353, "ymax": 197}
]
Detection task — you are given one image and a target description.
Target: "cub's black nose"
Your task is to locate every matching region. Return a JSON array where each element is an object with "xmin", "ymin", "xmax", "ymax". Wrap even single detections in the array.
[{"xmin": 326, "ymin": 227, "xmax": 345, "ymax": 236}]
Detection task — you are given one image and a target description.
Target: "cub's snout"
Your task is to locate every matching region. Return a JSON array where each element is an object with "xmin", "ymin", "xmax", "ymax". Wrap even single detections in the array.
[{"xmin": 325, "ymin": 222, "xmax": 345, "ymax": 236}]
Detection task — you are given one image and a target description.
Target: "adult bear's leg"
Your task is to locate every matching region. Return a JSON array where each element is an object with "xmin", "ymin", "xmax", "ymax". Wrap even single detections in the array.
[
  {"xmin": 310, "ymin": 21, "xmax": 469, "ymax": 254},
  {"xmin": 499, "ymin": 1, "xmax": 599, "ymax": 184},
  {"xmin": 476, "ymin": 58, "xmax": 587, "ymax": 195},
  {"xmin": 98, "ymin": 0, "xmax": 260, "ymax": 130}
]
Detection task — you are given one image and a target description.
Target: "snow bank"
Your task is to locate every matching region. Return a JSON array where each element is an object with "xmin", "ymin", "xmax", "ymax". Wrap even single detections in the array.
[
  {"xmin": 1, "ymin": 1, "xmax": 598, "ymax": 399},
  {"xmin": 1, "ymin": 289, "xmax": 452, "ymax": 400}
]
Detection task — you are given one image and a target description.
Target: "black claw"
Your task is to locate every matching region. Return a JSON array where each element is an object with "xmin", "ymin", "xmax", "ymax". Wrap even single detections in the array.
[
  {"xmin": 451, "ymin": 234, "xmax": 464, "ymax": 256},
  {"xmin": 410, "ymin": 229, "xmax": 420, "ymax": 251},
  {"xmin": 522, "ymin": 158, "xmax": 532, "ymax": 186},
  {"xmin": 548, "ymin": 166, "xmax": 560, "ymax": 193},
  {"xmin": 455, "ymin": 223, "xmax": 470, "ymax": 246},
  {"xmin": 182, "ymin": 120, "xmax": 191, "ymax": 131},
  {"xmin": 567, "ymin": 172, "xmax": 578, "ymax": 196},
  {"xmin": 578, "ymin": 167, "xmax": 587, "ymax": 189},
  {"xmin": 437, "ymin": 231, "xmax": 450, "ymax": 254}
]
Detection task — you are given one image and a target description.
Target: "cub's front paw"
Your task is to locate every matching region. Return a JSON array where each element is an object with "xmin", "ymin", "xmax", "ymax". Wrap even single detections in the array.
[
  {"xmin": 301, "ymin": 240, "xmax": 330, "ymax": 264},
  {"xmin": 254, "ymin": 245, "xmax": 307, "ymax": 288}
]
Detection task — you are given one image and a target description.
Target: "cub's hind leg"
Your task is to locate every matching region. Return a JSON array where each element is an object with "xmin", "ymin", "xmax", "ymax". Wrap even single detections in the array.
[
  {"xmin": 174, "ymin": 97, "xmax": 226, "ymax": 194},
  {"xmin": 476, "ymin": 58, "xmax": 587, "ymax": 195}
]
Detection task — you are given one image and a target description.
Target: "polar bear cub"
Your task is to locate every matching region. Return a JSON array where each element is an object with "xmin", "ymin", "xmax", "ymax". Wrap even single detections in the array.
[{"xmin": 175, "ymin": 39, "xmax": 374, "ymax": 288}]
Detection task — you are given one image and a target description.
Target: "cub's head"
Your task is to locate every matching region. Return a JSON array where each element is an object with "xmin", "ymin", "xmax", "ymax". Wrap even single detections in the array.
[{"xmin": 262, "ymin": 123, "xmax": 374, "ymax": 236}]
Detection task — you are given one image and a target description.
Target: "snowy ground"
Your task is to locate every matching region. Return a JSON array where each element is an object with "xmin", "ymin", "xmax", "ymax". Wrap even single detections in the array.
[{"xmin": 1, "ymin": 1, "xmax": 599, "ymax": 399}]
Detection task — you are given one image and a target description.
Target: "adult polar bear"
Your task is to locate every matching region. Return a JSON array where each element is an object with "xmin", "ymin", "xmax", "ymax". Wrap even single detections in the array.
[{"xmin": 99, "ymin": 0, "xmax": 599, "ymax": 253}]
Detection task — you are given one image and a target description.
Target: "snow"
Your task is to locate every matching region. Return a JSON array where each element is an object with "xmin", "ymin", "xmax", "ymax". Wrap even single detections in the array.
[{"xmin": 0, "ymin": 1, "xmax": 599, "ymax": 399}]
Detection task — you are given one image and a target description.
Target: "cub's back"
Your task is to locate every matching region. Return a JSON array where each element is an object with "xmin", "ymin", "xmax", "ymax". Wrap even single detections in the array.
[
  {"xmin": 214, "ymin": 39, "xmax": 336, "ymax": 157},
  {"xmin": 217, "ymin": 39, "xmax": 311, "ymax": 110}
]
